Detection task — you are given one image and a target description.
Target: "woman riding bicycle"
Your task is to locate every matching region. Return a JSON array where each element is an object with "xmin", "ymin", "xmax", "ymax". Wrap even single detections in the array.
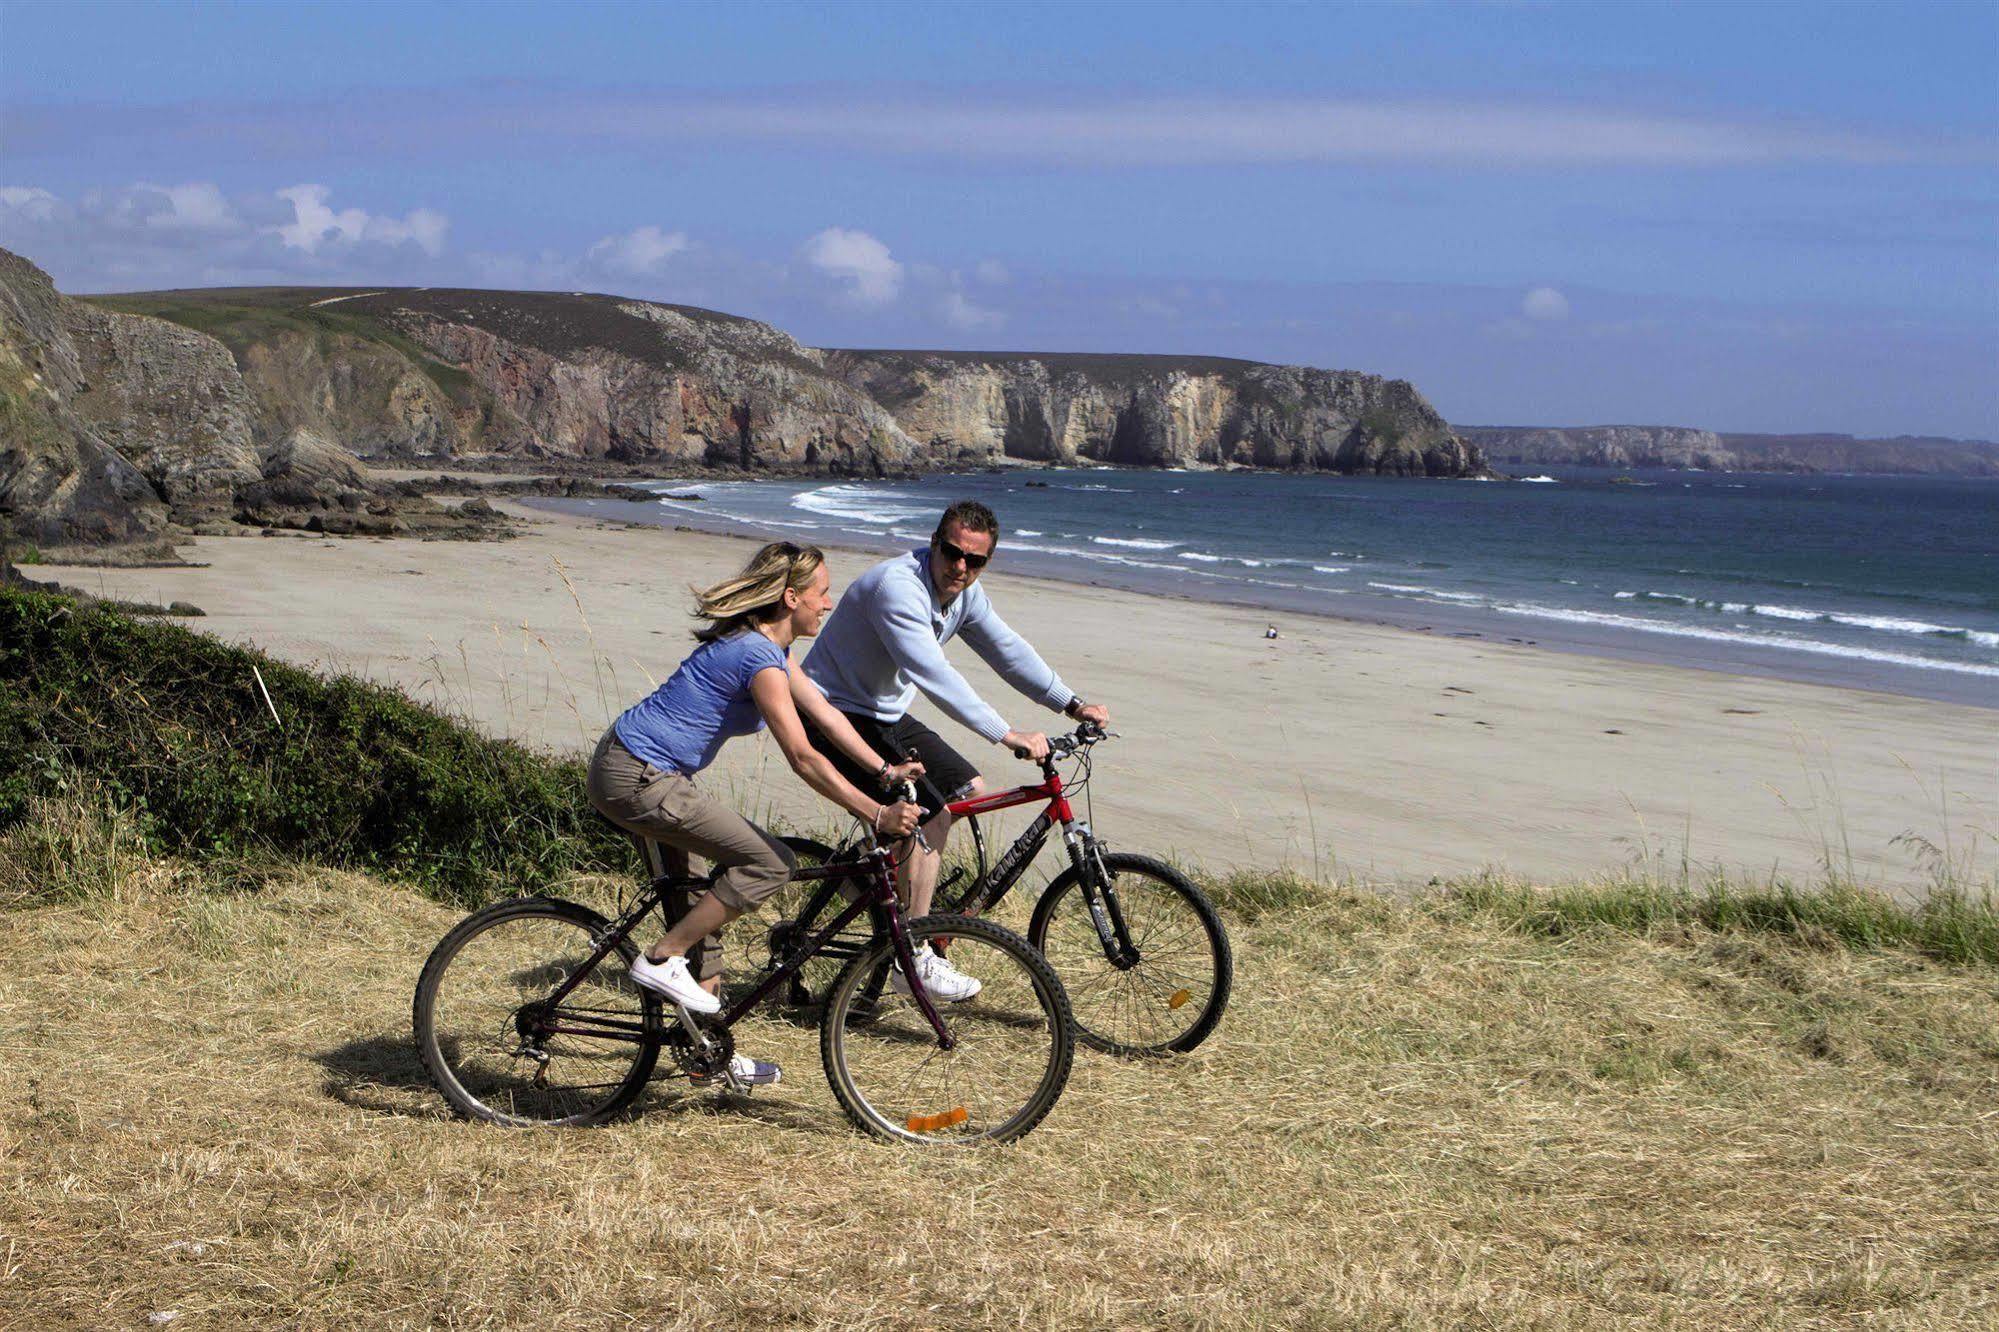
[{"xmin": 586, "ymin": 541, "xmax": 924, "ymax": 1086}]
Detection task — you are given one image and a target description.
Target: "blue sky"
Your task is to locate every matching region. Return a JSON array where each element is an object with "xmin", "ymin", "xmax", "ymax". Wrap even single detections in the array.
[{"xmin": 2, "ymin": 0, "xmax": 1994, "ymax": 436}]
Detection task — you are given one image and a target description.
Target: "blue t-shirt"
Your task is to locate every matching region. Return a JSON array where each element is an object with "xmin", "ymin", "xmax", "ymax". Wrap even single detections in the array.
[{"xmin": 613, "ymin": 631, "xmax": 790, "ymax": 776}]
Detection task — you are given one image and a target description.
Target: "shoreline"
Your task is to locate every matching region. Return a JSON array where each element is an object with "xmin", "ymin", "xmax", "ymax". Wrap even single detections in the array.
[
  {"xmin": 30, "ymin": 503, "xmax": 1998, "ymax": 898},
  {"xmin": 523, "ymin": 488, "xmax": 1999, "ymax": 712}
]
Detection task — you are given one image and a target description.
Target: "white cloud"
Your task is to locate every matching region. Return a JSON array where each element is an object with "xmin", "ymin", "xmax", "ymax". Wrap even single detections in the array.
[
  {"xmin": 587, "ymin": 224, "xmax": 690, "ymax": 276},
  {"xmin": 940, "ymin": 289, "xmax": 1004, "ymax": 332},
  {"xmin": 973, "ymin": 258, "xmax": 1010, "ymax": 285},
  {"xmin": 0, "ymin": 186, "xmax": 60, "ymax": 222},
  {"xmin": 802, "ymin": 227, "xmax": 903, "ymax": 305},
  {"xmin": 137, "ymin": 182, "xmax": 237, "ymax": 232},
  {"xmin": 1522, "ymin": 286, "xmax": 1570, "ymax": 321},
  {"xmin": 275, "ymin": 184, "xmax": 447, "ymax": 256}
]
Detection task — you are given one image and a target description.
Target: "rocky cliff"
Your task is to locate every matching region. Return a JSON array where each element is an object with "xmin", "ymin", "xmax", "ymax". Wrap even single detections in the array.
[
  {"xmin": 1460, "ymin": 425, "xmax": 1730, "ymax": 470},
  {"xmin": 2, "ymin": 248, "xmax": 224, "ymax": 546},
  {"xmin": 1714, "ymin": 432, "xmax": 1999, "ymax": 477},
  {"xmin": 95, "ymin": 286, "xmax": 1482, "ymax": 477},
  {"xmin": 1463, "ymin": 424, "xmax": 1999, "ymax": 476},
  {"xmin": 0, "ymin": 252, "xmax": 498, "ymax": 549},
  {"xmin": 4, "ymin": 247, "xmax": 1490, "ymax": 548},
  {"xmin": 96, "ymin": 286, "xmax": 923, "ymax": 474},
  {"xmin": 830, "ymin": 350, "xmax": 1484, "ymax": 475}
]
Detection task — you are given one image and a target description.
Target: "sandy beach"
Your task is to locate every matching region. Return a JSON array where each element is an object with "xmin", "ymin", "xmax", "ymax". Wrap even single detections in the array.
[{"xmin": 36, "ymin": 503, "xmax": 1996, "ymax": 897}]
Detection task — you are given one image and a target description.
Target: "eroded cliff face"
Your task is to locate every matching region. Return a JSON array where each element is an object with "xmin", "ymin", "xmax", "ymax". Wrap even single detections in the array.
[
  {"xmin": 1, "ymin": 250, "xmax": 192, "ymax": 544},
  {"xmin": 0, "ymin": 250, "xmax": 498, "ymax": 548},
  {"xmin": 91, "ymin": 285, "xmax": 1484, "ymax": 478},
  {"xmin": 378, "ymin": 297, "xmax": 917, "ymax": 472},
  {"xmin": 830, "ymin": 352, "xmax": 1485, "ymax": 476},
  {"xmin": 5, "ymin": 253, "xmax": 1497, "ymax": 548},
  {"xmin": 64, "ymin": 301, "xmax": 263, "ymax": 522},
  {"xmin": 1461, "ymin": 426, "xmax": 1731, "ymax": 470},
  {"xmin": 234, "ymin": 327, "xmax": 481, "ymax": 459}
]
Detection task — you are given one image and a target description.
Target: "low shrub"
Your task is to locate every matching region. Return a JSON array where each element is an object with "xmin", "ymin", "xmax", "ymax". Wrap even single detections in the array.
[{"xmin": 0, "ymin": 587, "xmax": 634, "ymax": 902}]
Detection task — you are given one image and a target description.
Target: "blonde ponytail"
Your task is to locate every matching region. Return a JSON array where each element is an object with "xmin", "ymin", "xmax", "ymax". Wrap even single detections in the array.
[{"xmin": 690, "ymin": 541, "xmax": 825, "ymax": 642}]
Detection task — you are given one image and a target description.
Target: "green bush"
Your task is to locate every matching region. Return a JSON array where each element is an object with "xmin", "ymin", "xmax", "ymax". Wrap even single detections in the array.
[{"xmin": 0, "ymin": 587, "xmax": 634, "ymax": 902}]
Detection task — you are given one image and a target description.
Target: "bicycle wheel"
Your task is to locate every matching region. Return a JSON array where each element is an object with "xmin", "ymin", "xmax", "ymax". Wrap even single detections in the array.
[
  {"xmin": 413, "ymin": 897, "xmax": 660, "ymax": 1127},
  {"xmin": 763, "ymin": 835, "xmax": 874, "ymax": 1010},
  {"xmin": 1029, "ymin": 852, "xmax": 1232, "ymax": 1056},
  {"xmin": 821, "ymin": 915, "xmax": 1073, "ymax": 1145}
]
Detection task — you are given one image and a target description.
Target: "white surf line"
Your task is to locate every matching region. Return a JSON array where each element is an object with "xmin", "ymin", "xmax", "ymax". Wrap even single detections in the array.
[{"xmin": 307, "ymin": 291, "xmax": 386, "ymax": 307}]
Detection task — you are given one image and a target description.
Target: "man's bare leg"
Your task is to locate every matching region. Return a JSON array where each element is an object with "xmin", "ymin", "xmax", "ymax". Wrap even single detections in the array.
[{"xmin": 897, "ymin": 777, "xmax": 982, "ymax": 917}]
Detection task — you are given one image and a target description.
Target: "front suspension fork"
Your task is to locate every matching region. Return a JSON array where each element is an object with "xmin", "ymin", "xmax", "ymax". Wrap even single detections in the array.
[{"xmin": 1065, "ymin": 825, "xmax": 1139, "ymax": 968}]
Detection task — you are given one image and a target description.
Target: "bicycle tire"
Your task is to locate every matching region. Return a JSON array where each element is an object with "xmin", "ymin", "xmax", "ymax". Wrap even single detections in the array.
[
  {"xmin": 413, "ymin": 896, "xmax": 660, "ymax": 1127},
  {"xmin": 1028, "ymin": 853, "xmax": 1232, "ymax": 1057},
  {"xmin": 821, "ymin": 915, "xmax": 1074, "ymax": 1145}
]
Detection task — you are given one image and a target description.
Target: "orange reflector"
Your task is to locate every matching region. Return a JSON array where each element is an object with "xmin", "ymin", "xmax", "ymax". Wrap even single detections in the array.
[
  {"xmin": 1168, "ymin": 989, "xmax": 1192, "ymax": 1010},
  {"xmin": 906, "ymin": 1106, "xmax": 970, "ymax": 1134}
]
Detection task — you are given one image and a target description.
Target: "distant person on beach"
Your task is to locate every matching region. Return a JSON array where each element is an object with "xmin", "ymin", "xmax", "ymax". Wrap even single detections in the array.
[
  {"xmin": 586, "ymin": 541, "xmax": 925, "ymax": 1087},
  {"xmin": 801, "ymin": 499, "xmax": 1111, "ymax": 995}
]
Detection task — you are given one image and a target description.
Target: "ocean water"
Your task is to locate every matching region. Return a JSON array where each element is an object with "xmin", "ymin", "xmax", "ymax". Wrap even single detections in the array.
[{"xmin": 528, "ymin": 465, "xmax": 1999, "ymax": 708}]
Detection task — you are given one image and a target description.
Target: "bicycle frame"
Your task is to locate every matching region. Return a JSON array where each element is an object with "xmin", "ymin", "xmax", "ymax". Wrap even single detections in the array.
[
  {"xmin": 939, "ymin": 772, "xmax": 1070, "ymax": 915},
  {"xmin": 940, "ymin": 757, "xmax": 1138, "ymax": 966},
  {"xmin": 533, "ymin": 844, "xmax": 956, "ymax": 1051}
]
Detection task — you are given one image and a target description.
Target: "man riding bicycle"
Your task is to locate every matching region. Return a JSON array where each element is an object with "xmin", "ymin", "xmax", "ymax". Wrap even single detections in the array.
[{"xmin": 801, "ymin": 499, "xmax": 1112, "ymax": 997}]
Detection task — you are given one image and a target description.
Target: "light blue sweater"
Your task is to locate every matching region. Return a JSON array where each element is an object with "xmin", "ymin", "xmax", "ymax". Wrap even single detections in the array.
[{"xmin": 803, "ymin": 548, "xmax": 1074, "ymax": 744}]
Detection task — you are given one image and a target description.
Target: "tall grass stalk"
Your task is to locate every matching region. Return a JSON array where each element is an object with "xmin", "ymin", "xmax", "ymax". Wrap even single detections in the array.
[
  {"xmin": 0, "ymin": 796, "xmax": 143, "ymax": 908},
  {"xmin": 551, "ymin": 555, "xmax": 618, "ymax": 727}
]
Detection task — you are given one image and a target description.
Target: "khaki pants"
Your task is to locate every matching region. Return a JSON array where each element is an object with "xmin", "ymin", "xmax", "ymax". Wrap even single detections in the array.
[{"xmin": 587, "ymin": 729, "xmax": 796, "ymax": 981}]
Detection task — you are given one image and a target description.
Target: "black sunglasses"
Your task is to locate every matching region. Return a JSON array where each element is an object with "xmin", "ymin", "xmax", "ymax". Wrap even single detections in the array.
[{"xmin": 935, "ymin": 536, "xmax": 990, "ymax": 571}]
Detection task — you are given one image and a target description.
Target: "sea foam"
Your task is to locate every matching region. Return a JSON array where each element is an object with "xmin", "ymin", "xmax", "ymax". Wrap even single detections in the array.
[
  {"xmin": 792, "ymin": 484, "xmax": 932, "ymax": 525},
  {"xmin": 1490, "ymin": 604, "xmax": 1999, "ymax": 678}
]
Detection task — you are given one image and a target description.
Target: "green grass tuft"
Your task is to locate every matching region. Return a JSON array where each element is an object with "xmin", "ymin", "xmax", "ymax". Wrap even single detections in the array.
[
  {"xmin": 0, "ymin": 796, "xmax": 143, "ymax": 909},
  {"xmin": 1198, "ymin": 866, "xmax": 1332, "ymax": 921},
  {"xmin": 1443, "ymin": 873, "xmax": 1999, "ymax": 968}
]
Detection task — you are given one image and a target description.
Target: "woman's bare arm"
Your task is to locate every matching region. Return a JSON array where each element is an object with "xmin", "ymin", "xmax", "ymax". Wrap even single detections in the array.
[
  {"xmin": 788, "ymin": 661, "xmax": 924, "ymax": 784},
  {"xmin": 752, "ymin": 667, "xmax": 918, "ymax": 836}
]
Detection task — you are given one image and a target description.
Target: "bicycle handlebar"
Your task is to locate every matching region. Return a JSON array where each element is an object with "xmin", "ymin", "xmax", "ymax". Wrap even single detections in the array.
[{"xmin": 1011, "ymin": 720, "xmax": 1116, "ymax": 765}]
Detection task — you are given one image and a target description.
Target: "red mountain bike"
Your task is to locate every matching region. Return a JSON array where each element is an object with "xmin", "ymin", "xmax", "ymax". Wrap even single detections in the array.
[{"xmin": 765, "ymin": 722, "xmax": 1232, "ymax": 1056}]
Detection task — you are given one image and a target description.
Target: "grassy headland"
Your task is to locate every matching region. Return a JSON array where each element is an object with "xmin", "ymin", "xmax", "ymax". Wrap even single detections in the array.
[{"xmin": 2, "ymin": 588, "xmax": 1994, "ymax": 1327}]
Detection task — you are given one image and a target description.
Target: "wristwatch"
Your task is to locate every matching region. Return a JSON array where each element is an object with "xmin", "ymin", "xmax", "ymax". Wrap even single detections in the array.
[{"xmin": 1064, "ymin": 697, "xmax": 1089, "ymax": 719}]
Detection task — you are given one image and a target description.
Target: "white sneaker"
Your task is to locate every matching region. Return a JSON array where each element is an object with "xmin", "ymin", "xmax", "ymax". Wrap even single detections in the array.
[
  {"xmin": 690, "ymin": 1053, "xmax": 782, "ymax": 1088},
  {"xmin": 892, "ymin": 946, "xmax": 982, "ymax": 1002},
  {"xmin": 628, "ymin": 953, "xmax": 720, "ymax": 1014}
]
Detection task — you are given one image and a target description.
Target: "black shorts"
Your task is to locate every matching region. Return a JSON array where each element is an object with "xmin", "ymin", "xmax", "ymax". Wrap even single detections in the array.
[{"xmin": 801, "ymin": 710, "xmax": 981, "ymax": 821}]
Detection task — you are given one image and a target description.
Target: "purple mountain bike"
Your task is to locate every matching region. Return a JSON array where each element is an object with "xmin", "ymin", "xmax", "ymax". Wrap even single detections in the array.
[{"xmin": 413, "ymin": 814, "xmax": 1075, "ymax": 1145}]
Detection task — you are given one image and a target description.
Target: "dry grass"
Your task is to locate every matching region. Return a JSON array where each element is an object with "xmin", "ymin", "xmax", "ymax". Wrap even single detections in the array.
[{"xmin": 2, "ymin": 835, "xmax": 1996, "ymax": 1329}]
